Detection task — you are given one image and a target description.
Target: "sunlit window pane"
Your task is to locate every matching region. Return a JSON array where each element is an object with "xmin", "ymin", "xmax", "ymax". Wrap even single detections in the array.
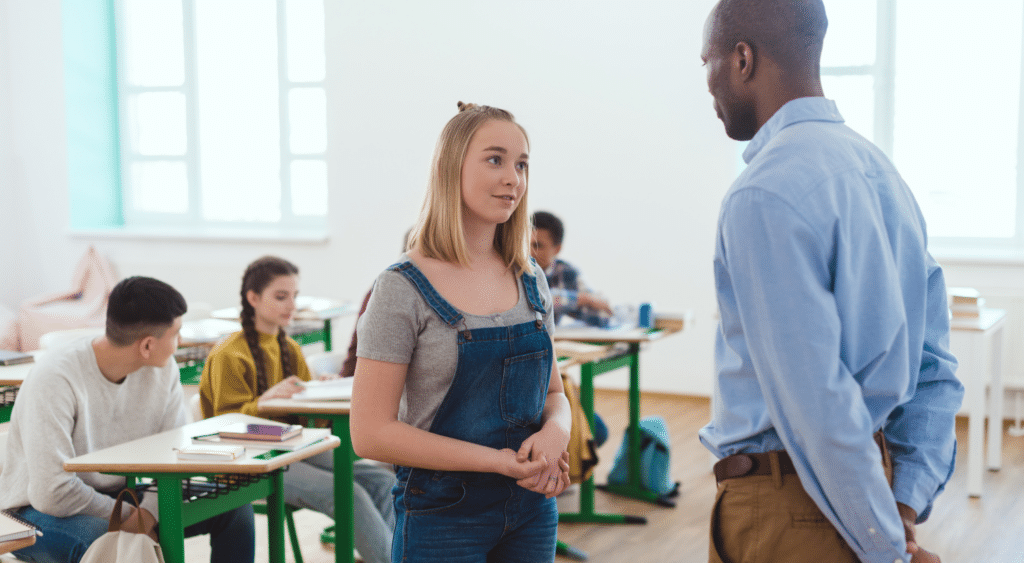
[
  {"xmin": 821, "ymin": 0, "xmax": 876, "ymax": 67},
  {"xmin": 894, "ymin": 0, "xmax": 1022, "ymax": 238},
  {"xmin": 289, "ymin": 88, "xmax": 327, "ymax": 154},
  {"xmin": 822, "ymin": 75, "xmax": 874, "ymax": 140},
  {"xmin": 120, "ymin": 0, "xmax": 184, "ymax": 86},
  {"xmin": 291, "ymin": 160, "xmax": 328, "ymax": 216},
  {"xmin": 128, "ymin": 92, "xmax": 187, "ymax": 155},
  {"xmin": 286, "ymin": 0, "xmax": 326, "ymax": 82},
  {"xmin": 195, "ymin": 0, "xmax": 282, "ymax": 222},
  {"xmin": 131, "ymin": 161, "xmax": 188, "ymax": 213}
]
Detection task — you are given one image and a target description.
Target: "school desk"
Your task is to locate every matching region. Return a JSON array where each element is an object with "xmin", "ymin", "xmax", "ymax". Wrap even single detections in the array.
[
  {"xmin": 0, "ymin": 352, "xmax": 44, "ymax": 423},
  {"xmin": 0, "ymin": 536, "xmax": 35, "ymax": 556},
  {"xmin": 950, "ymin": 308, "xmax": 1007, "ymax": 498},
  {"xmin": 258, "ymin": 398, "xmax": 356, "ymax": 563},
  {"xmin": 554, "ymin": 325, "xmax": 683, "ymax": 521},
  {"xmin": 64, "ymin": 413, "xmax": 340, "ymax": 563}
]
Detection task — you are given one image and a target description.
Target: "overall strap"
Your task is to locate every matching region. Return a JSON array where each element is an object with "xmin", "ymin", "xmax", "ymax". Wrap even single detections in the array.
[
  {"xmin": 520, "ymin": 268, "xmax": 548, "ymax": 318},
  {"xmin": 388, "ymin": 261, "xmax": 464, "ymax": 328}
]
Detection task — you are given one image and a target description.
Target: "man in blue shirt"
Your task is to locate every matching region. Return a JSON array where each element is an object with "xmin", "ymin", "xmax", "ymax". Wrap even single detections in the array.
[{"xmin": 698, "ymin": 1, "xmax": 963, "ymax": 563}]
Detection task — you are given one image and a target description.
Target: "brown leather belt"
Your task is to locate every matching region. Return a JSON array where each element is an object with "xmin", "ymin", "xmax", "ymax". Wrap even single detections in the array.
[
  {"xmin": 714, "ymin": 450, "xmax": 797, "ymax": 484},
  {"xmin": 714, "ymin": 431, "xmax": 888, "ymax": 484}
]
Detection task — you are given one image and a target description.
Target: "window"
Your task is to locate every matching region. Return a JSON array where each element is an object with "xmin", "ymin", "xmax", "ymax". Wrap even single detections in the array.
[
  {"xmin": 821, "ymin": 0, "xmax": 1024, "ymax": 250},
  {"xmin": 115, "ymin": 0, "xmax": 328, "ymax": 232}
]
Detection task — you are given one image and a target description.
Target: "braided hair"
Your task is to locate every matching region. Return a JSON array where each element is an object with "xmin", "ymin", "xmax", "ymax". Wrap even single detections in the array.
[{"xmin": 240, "ymin": 256, "xmax": 300, "ymax": 396}]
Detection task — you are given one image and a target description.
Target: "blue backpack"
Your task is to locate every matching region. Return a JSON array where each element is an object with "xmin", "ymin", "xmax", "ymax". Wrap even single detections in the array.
[{"xmin": 607, "ymin": 415, "xmax": 680, "ymax": 505}]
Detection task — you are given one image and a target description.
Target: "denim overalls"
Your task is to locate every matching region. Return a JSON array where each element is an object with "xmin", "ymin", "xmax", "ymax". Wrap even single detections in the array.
[{"xmin": 389, "ymin": 261, "xmax": 559, "ymax": 563}]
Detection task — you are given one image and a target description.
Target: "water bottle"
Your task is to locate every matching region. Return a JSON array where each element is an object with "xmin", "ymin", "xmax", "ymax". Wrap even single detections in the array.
[{"xmin": 638, "ymin": 302, "xmax": 654, "ymax": 328}]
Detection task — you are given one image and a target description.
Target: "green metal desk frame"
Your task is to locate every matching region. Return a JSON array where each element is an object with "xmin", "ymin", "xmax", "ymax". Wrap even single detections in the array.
[
  {"xmin": 270, "ymin": 411, "xmax": 355, "ymax": 563},
  {"xmin": 559, "ymin": 340, "xmax": 656, "ymax": 527},
  {"xmin": 115, "ymin": 471, "xmax": 287, "ymax": 563}
]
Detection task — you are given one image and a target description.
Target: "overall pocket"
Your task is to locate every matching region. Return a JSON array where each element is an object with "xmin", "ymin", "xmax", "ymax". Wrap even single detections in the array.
[
  {"xmin": 401, "ymin": 470, "xmax": 468, "ymax": 515},
  {"xmin": 500, "ymin": 349, "xmax": 550, "ymax": 426}
]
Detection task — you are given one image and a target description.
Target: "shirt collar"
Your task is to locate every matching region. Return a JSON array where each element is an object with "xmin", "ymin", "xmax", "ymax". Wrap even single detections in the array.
[{"xmin": 742, "ymin": 97, "xmax": 845, "ymax": 164}]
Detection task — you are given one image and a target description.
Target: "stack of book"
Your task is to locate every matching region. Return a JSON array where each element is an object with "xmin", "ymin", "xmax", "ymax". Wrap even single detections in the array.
[
  {"xmin": 193, "ymin": 422, "xmax": 328, "ymax": 451},
  {"xmin": 0, "ymin": 350, "xmax": 33, "ymax": 367},
  {"xmin": 949, "ymin": 287, "xmax": 984, "ymax": 319}
]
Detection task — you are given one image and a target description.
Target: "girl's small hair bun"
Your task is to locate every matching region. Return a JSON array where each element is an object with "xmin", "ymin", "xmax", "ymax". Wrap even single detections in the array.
[{"xmin": 457, "ymin": 101, "xmax": 478, "ymax": 113}]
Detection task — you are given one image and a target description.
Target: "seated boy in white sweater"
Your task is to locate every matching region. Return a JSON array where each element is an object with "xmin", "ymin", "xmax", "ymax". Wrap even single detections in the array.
[{"xmin": 0, "ymin": 276, "xmax": 255, "ymax": 563}]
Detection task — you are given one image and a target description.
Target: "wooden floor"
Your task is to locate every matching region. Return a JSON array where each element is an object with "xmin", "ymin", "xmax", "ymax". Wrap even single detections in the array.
[{"xmin": 181, "ymin": 390, "xmax": 1024, "ymax": 563}]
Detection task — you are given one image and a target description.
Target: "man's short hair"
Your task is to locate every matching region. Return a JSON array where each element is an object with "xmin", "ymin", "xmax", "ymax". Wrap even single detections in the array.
[
  {"xmin": 532, "ymin": 211, "xmax": 565, "ymax": 247},
  {"xmin": 712, "ymin": 0, "xmax": 827, "ymax": 74},
  {"xmin": 106, "ymin": 276, "xmax": 187, "ymax": 346}
]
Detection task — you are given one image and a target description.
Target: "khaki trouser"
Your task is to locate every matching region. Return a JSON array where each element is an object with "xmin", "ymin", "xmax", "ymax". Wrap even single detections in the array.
[{"xmin": 709, "ymin": 434, "xmax": 893, "ymax": 563}]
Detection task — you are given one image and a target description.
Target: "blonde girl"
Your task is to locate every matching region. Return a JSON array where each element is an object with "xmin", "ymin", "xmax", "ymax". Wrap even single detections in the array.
[{"xmin": 352, "ymin": 103, "xmax": 572, "ymax": 562}]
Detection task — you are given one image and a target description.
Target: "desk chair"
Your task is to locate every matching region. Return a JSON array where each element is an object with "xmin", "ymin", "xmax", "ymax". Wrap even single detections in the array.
[{"xmin": 187, "ymin": 395, "xmax": 307, "ymax": 563}]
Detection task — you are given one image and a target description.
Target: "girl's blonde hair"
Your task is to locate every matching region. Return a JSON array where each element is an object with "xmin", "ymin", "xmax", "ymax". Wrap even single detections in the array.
[{"xmin": 407, "ymin": 102, "xmax": 532, "ymax": 273}]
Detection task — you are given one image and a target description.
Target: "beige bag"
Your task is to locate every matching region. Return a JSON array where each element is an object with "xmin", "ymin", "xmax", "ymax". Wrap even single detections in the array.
[
  {"xmin": 562, "ymin": 372, "xmax": 599, "ymax": 484},
  {"xmin": 80, "ymin": 489, "xmax": 165, "ymax": 563}
]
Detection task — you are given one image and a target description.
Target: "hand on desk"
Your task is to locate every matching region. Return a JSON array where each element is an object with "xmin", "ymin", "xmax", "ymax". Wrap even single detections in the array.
[
  {"xmin": 122, "ymin": 506, "xmax": 158, "ymax": 543},
  {"xmin": 258, "ymin": 376, "xmax": 305, "ymax": 404}
]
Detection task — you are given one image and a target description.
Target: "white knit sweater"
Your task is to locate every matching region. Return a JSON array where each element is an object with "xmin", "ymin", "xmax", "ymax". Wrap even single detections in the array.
[{"xmin": 0, "ymin": 337, "xmax": 187, "ymax": 521}]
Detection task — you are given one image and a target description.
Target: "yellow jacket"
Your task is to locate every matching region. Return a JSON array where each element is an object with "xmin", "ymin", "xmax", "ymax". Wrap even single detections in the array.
[{"xmin": 199, "ymin": 330, "xmax": 311, "ymax": 420}]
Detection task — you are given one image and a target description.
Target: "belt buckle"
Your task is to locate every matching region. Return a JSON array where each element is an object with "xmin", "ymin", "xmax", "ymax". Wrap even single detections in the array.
[{"xmin": 717, "ymin": 453, "xmax": 757, "ymax": 482}]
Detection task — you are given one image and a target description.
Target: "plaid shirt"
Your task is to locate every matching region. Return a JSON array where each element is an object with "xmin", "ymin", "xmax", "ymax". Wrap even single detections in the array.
[{"xmin": 544, "ymin": 258, "xmax": 590, "ymax": 322}]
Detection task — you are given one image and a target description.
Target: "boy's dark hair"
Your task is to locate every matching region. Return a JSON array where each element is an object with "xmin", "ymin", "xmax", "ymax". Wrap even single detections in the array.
[
  {"xmin": 106, "ymin": 276, "xmax": 188, "ymax": 346},
  {"xmin": 532, "ymin": 211, "xmax": 565, "ymax": 246}
]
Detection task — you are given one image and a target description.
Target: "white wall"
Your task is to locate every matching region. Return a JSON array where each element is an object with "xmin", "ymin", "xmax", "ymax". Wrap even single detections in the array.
[
  {"xmin": 0, "ymin": 0, "xmax": 19, "ymax": 310},
  {"xmin": 4, "ymin": 0, "xmax": 735, "ymax": 396}
]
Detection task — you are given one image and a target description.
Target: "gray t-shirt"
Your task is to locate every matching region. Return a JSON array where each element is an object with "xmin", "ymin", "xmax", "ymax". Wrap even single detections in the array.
[{"xmin": 357, "ymin": 257, "xmax": 555, "ymax": 432}]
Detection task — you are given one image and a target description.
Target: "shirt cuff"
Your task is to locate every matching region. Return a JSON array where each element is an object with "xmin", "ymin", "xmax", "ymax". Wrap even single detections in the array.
[{"xmin": 892, "ymin": 467, "xmax": 941, "ymax": 523}]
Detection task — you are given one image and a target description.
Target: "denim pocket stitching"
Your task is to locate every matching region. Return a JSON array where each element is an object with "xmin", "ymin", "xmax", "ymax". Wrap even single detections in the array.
[{"xmin": 500, "ymin": 350, "xmax": 550, "ymax": 426}]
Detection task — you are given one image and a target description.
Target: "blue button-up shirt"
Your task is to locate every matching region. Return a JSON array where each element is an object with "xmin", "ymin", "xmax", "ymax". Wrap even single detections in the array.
[{"xmin": 699, "ymin": 97, "xmax": 963, "ymax": 563}]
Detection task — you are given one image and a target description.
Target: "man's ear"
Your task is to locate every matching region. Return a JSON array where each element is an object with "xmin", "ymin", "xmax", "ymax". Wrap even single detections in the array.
[
  {"xmin": 733, "ymin": 41, "xmax": 757, "ymax": 83},
  {"xmin": 553, "ymin": 244, "xmax": 562, "ymax": 256},
  {"xmin": 138, "ymin": 335, "xmax": 156, "ymax": 361}
]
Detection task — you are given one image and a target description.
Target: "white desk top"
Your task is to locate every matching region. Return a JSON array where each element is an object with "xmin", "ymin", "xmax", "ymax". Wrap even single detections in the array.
[
  {"xmin": 553, "ymin": 325, "xmax": 680, "ymax": 344},
  {"xmin": 0, "ymin": 351, "xmax": 47, "ymax": 385},
  {"xmin": 179, "ymin": 318, "xmax": 242, "ymax": 346},
  {"xmin": 259, "ymin": 398, "xmax": 351, "ymax": 417},
  {"xmin": 211, "ymin": 297, "xmax": 358, "ymax": 323},
  {"xmin": 64, "ymin": 413, "xmax": 339, "ymax": 474},
  {"xmin": 949, "ymin": 308, "xmax": 1007, "ymax": 332}
]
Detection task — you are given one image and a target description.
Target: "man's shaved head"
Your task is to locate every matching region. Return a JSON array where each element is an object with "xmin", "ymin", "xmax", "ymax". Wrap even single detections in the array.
[{"xmin": 709, "ymin": 0, "xmax": 828, "ymax": 78}]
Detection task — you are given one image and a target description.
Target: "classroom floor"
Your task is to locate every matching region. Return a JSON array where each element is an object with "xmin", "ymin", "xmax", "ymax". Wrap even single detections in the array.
[{"xmin": 174, "ymin": 391, "xmax": 1024, "ymax": 562}]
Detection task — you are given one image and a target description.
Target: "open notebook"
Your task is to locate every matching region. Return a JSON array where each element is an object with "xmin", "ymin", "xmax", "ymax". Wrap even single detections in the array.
[
  {"xmin": 0, "ymin": 510, "xmax": 39, "ymax": 543},
  {"xmin": 291, "ymin": 377, "xmax": 353, "ymax": 401}
]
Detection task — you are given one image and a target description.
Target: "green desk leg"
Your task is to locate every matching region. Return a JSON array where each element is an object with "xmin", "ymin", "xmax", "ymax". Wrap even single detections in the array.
[
  {"xmin": 267, "ymin": 470, "xmax": 287, "ymax": 563},
  {"xmin": 559, "ymin": 349, "xmax": 647, "ymax": 525},
  {"xmin": 597, "ymin": 343, "xmax": 662, "ymax": 504},
  {"xmin": 330, "ymin": 414, "xmax": 355, "ymax": 563},
  {"xmin": 323, "ymin": 319, "xmax": 333, "ymax": 352},
  {"xmin": 158, "ymin": 478, "xmax": 187, "ymax": 563}
]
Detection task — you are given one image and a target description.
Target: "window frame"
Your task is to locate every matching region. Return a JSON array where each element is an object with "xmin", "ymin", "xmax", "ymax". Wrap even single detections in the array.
[
  {"xmin": 112, "ymin": 0, "xmax": 328, "ymax": 233},
  {"xmin": 823, "ymin": 0, "xmax": 1024, "ymax": 255}
]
